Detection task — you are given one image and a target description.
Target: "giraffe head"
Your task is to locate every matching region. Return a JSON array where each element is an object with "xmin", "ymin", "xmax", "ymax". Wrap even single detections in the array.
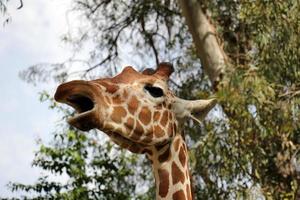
[{"xmin": 54, "ymin": 63, "xmax": 216, "ymax": 151}]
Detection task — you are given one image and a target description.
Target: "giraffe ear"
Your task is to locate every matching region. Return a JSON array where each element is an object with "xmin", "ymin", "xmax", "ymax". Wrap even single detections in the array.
[
  {"xmin": 186, "ymin": 98, "xmax": 217, "ymax": 120},
  {"xmin": 154, "ymin": 62, "xmax": 174, "ymax": 79},
  {"xmin": 173, "ymin": 98, "xmax": 217, "ymax": 121}
]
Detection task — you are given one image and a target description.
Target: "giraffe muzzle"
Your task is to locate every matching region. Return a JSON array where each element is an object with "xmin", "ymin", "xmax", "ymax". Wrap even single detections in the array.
[{"xmin": 54, "ymin": 80, "xmax": 98, "ymax": 131}]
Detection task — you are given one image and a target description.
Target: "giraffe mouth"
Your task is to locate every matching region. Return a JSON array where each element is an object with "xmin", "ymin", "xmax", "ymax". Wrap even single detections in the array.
[
  {"xmin": 66, "ymin": 94, "xmax": 95, "ymax": 114},
  {"xmin": 54, "ymin": 81, "xmax": 97, "ymax": 131},
  {"xmin": 64, "ymin": 94, "xmax": 96, "ymax": 130}
]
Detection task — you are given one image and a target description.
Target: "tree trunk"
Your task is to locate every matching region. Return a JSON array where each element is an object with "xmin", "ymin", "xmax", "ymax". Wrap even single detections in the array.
[{"xmin": 178, "ymin": 0, "xmax": 227, "ymax": 86}]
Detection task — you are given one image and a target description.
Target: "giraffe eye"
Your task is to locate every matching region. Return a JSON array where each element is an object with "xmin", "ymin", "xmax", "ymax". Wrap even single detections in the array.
[{"xmin": 144, "ymin": 84, "xmax": 164, "ymax": 98}]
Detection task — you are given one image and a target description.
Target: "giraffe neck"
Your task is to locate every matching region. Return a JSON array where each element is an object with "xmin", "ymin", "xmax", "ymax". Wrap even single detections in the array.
[{"xmin": 146, "ymin": 133, "xmax": 193, "ymax": 200}]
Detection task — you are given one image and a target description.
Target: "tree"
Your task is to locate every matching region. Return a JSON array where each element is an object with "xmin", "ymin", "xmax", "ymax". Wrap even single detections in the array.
[
  {"xmin": 13, "ymin": 0, "xmax": 300, "ymax": 199},
  {"xmin": 0, "ymin": 0, "xmax": 23, "ymax": 24}
]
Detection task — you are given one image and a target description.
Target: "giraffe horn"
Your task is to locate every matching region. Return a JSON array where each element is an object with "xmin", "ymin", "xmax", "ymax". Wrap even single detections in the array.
[
  {"xmin": 173, "ymin": 98, "xmax": 217, "ymax": 121},
  {"xmin": 154, "ymin": 62, "xmax": 174, "ymax": 79}
]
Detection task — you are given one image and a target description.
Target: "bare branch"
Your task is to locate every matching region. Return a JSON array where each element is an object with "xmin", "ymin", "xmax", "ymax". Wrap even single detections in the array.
[
  {"xmin": 140, "ymin": 16, "xmax": 160, "ymax": 65},
  {"xmin": 178, "ymin": 0, "xmax": 228, "ymax": 86},
  {"xmin": 83, "ymin": 54, "xmax": 112, "ymax": 77},
  {"xmin": 17, "ymin": 0, "xmax": 23, "ymax": 9}
]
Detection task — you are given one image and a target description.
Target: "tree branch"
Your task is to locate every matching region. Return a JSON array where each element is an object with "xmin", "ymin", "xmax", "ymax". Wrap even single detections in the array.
[
  {"xmin": 140, "ymin": 16, "xmax": 160, "ymax": 65},
  {"xmin": 17, "ymin": 0, "xmax": 23, "ymax": 9},
  {"xmin": 178, "ymin": 0, "xmax": 227, "ymax": 86}
]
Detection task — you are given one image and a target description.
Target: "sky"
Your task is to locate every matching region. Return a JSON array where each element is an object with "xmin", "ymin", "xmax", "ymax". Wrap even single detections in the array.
[{"xmin": 0, "ymin": 0, "xmax": 74, "ymax": 197}]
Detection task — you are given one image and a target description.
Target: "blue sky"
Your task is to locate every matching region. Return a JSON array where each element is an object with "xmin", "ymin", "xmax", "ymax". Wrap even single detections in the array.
[{"xmin": 0, "ymin": 0, "xmax": 73, "ymax": 196}]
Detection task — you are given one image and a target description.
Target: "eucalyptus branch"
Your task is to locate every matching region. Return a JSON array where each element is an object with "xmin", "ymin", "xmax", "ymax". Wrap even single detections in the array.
[{"xmin": 140, "ymin": 16, "xmax": 160, "ymax": 65}]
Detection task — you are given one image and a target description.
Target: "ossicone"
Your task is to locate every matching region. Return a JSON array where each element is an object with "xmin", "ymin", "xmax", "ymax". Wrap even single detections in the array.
[{"xmin": 142, "ymin": 62, "xmax": 174, "ymax": 79}]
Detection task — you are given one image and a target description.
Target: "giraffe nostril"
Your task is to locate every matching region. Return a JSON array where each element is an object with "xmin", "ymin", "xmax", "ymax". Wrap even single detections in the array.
[{"xmin": 67, "ymin": 94, "xmax": 94, "ymax": 113}]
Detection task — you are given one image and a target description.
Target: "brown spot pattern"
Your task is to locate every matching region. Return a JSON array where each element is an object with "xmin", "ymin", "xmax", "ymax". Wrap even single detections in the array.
[
  {"xmin": 158, "ymin": 148, "xmax": 170, "ymax": 163},
  {"xmin": 112, "ymin": 95, "xmax": 122, "ymax": 104},
  {"xmin": 173, "ymin": 190, "xmax": 185, "ymax": 200},
  {"xmin": 139, "ymin": 106, "xmax": 152, "ymax": 125},
  {"xmin": 101, "ymin": 81, "xmax": 119, "ymax": 94},
  {"xmin": 158, "ymin": 169, "xmax": 169, "ymax": 198},
  {"xmin": 179, "ymin": 147, "xmax": 187, "ymax": 167},
  {"xmin": 174, "ymin": 138, "xmax": 180, "ymax": 151},
  {"xmin": 142, "ymin": 134, "xmax": 153, "ymax": 143},
  {"xmin": 154, "ymin": 125, "xmax": 164, "ymax": 138},
  {"xmin": 155, "ymin": 143, "xmax": 166, "ymax": 151},
  {"xmin": 126, "ymin": 117, "xmax": 134, "ymax": 128},
  {"xmin": 167, "ymin": 123, "xmax": 173, "ymax": 136},
  {"xmin": 128, "ymin": 145, "xmax": 141, "ymax": 153},
  {"xmin": 131, "ymin": 121, "xmax": 144, "ymax": 140},
  {"xmin": 153, "ymin": 111, "xmax": 161, "ymax": 121},
  {"xmin": 135, "ymin": 121, "xmax": 144, "ymax": 134},
  {"xmin": 142, "ymin": 149, "xmax": 153, "ymax": 156},
  {"xmin": 111, "ymin": 106, "xmax": 127, "ymax": 123},
  {"xmin": 128, "ymin": 95, "xmax": 139, "ymax": 114},
  {"xmin": 160, "ymin": 110, "xmax": 168, "ymax": 126},
  {"xmin": 172, "ymin": 162, "xmax": 185, "ymax": 184}
]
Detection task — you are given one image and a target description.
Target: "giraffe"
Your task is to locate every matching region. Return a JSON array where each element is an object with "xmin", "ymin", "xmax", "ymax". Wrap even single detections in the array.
[{"xmin": 54, "ymin": 63, "xmax": 216, "ymax": 200}]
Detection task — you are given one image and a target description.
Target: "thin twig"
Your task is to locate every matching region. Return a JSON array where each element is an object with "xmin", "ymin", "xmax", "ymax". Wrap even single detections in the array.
[
  {"xmin": 17, "ymin": 0, "xmax": 23, "ymax": 9},
  {"xmin": 140, "ymin": 16, "xmax": 160, "ymax": 65},
  {"xmin": 83, "ymin": 54, "xmax": 112, "ymax": 77},
  {"xmin": 279, "ymin": 90, "xmax": 300, "ymax": 98}
]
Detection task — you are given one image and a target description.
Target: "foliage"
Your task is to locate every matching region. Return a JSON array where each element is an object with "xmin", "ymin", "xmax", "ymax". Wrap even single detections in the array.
[
  {"xmin": 178, "ymin": 1, "xmax": 300, "ymax": 199},
  {"xmin": 13, "ymin": 0, "xmax": 300, "ymax": 199},
  {"xmin": 8, "ymin": 92, "xmax": 154, "ymax": 199}
]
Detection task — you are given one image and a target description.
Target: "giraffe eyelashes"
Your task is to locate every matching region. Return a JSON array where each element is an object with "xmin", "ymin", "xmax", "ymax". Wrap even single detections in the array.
[{"xmin": 144, "ymin": 84, "xmax": 164, "ymax": 98}]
